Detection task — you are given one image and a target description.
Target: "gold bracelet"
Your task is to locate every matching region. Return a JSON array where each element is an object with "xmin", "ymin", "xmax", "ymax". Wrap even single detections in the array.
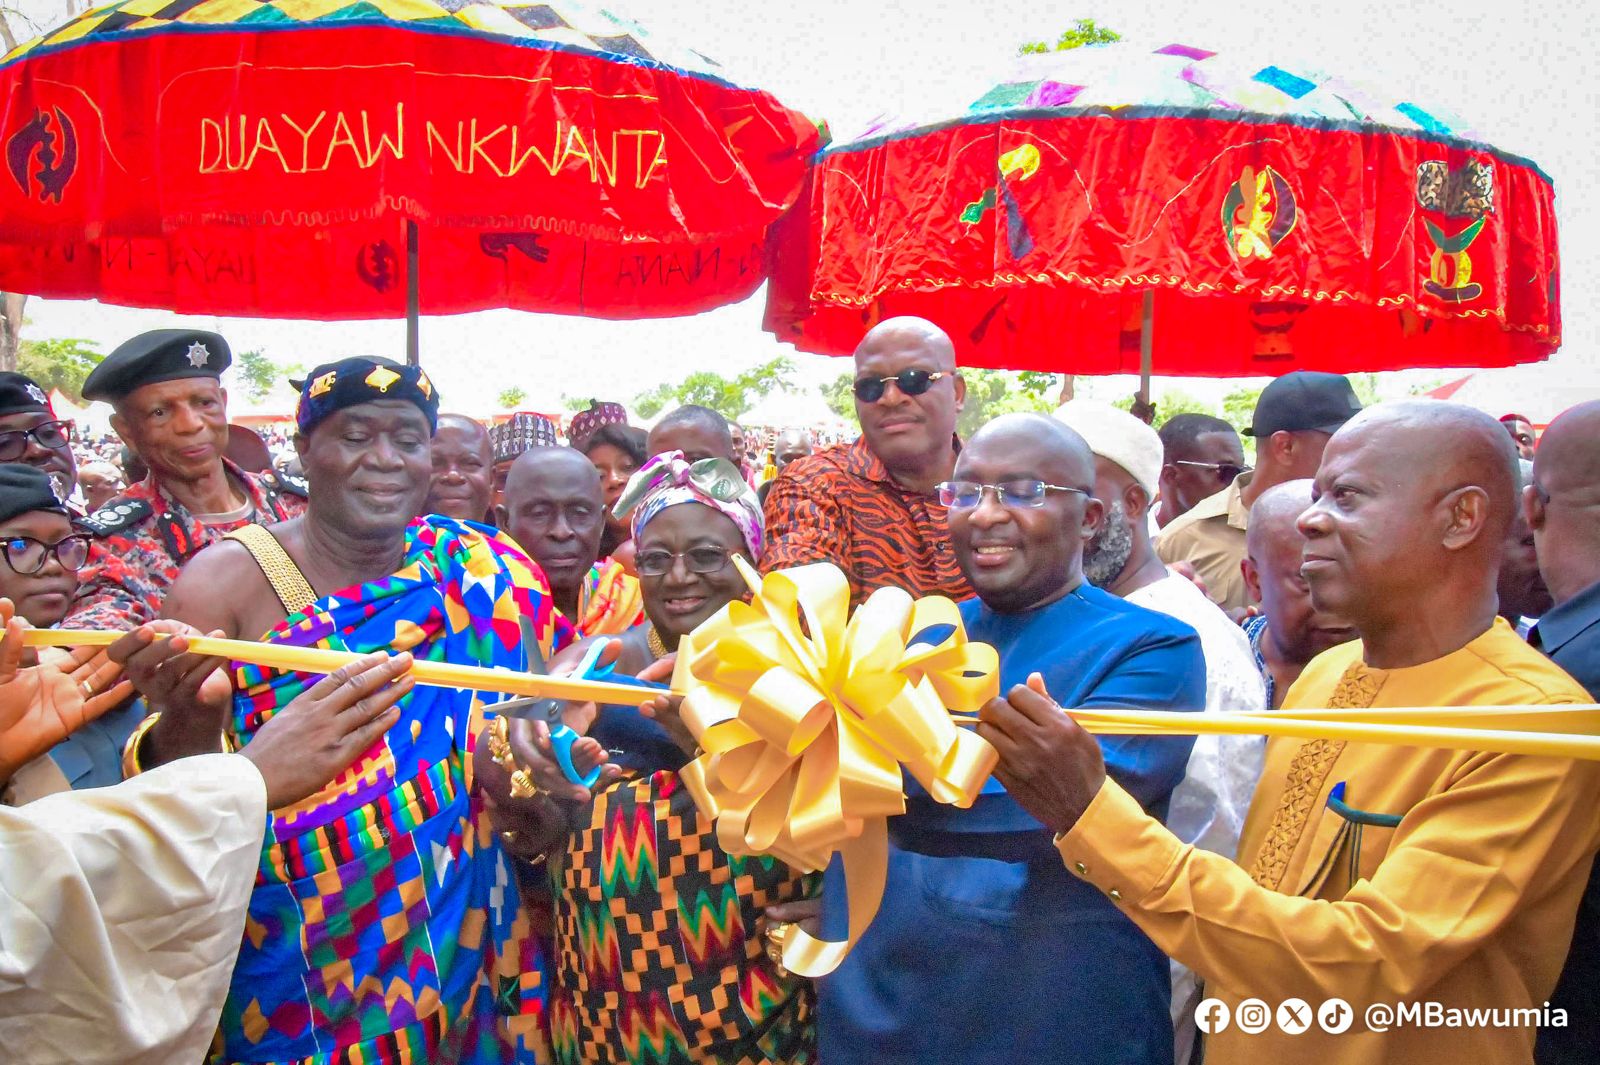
[
  {"xmin": 121, "ymin": 711, "xmax": 236, "ymax": 779},
  {"xmin": 121, "ymin": 712, "xmax": 162, "ymax": 779}
]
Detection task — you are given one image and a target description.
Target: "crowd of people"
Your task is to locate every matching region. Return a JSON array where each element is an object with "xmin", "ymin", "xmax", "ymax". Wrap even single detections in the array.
[{"xmin": 0, "ymin": 316, "xmax": 1596, "ymax": 1065}]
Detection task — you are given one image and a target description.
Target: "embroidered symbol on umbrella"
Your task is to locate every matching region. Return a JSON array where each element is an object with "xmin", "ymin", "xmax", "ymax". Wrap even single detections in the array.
[
  {"xmin": 1221, "ymin": 165, "xmax": 1297, "ymax": 261},
  {"xmin": 1417, "ymin": 159, "xmax": 1494, "ymax": 304},
  {"xmin": 479, "ymin": 232, "xmax": 551, "ymax": 264},
  {"xmin": 356, "ymin": 240, "xmax": 398, "ymax": 293},
  {"xmin": 5, "ymin": 107, "xmax": 76, "ymax": 205},
  {"xmin": 960, "ymin": 143, "xmax": 1041, "ymax": 259}
]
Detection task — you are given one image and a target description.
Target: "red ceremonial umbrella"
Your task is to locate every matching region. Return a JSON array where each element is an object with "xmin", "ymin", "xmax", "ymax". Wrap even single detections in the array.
[
  {"xmin": 765, "ymin": 40, "xmax": 1560, "ymax": 388},
  {"xmin": 0, "ymin": 0, "xmax": 818, "ymax": 362}
]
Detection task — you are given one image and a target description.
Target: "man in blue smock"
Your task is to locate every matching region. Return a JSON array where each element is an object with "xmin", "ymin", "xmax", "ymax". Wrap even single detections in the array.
[{"xmin": 818, "ymin": 413, "xmax": 1207, "ymax": 1065}]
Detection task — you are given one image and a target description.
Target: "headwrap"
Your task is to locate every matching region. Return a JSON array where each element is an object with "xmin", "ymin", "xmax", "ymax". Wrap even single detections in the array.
[
  {"xmin": 489, "ymin": 412, "xmax": 559, "ymax": 463},
  {"xmin": 613, "ymin": 450, "xmax": 764, "ymax": 562},
  {"xmin": 567, "ymin": 400, "xmax": 629, "ymax": 450},
  {"xmin": 294, "ymin": 356, "xmax": 439, "ymax": 436},
  {"xmin": 0, "ymin": 463, "xmax": 68, "ymax": 524}
]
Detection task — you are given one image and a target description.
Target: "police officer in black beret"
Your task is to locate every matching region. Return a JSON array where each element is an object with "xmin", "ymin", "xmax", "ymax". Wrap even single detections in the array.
[
  {"xmin": 0, "ymin": 463, "xmax": 141, "ymax": 801},
  {"xmin": 0, "ymin": 370, "xmax": 79, "ymax": 511},
  {"xmin": 66, "ymin": 329, "xmax": 308, "ymax": 631}
]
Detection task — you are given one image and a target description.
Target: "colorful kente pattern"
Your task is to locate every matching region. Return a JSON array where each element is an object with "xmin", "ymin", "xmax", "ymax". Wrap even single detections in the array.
[
  {"xmin": 221, "ymin": 516, "xmax": 572, "ymax": 1064},
  {"xmin": 551, "ymin": 769, "xmax": 818, "ymax": 1065},
  {"xmin": 4, "ymin": 0, "xmax": 726, "ymax": 79}
]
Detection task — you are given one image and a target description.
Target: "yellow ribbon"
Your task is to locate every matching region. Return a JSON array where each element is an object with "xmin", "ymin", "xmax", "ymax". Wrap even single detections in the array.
[{"xmin": 671, "ymin": 557, "xmax": 997, "ymax": 976}]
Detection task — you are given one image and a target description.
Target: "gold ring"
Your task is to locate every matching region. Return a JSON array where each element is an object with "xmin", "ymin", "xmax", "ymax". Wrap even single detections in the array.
[
  {"xmin": 500, "ymin": 830, "xmax": 520, "ymax": 847},
  {"xmin": 488, "ymin": 717, "xmax": 517, "ymax": 767},
  {"xmin": 764, "ymin": 920, "xmax": 793, "ymax": 971},
  {"xmin": 508, "ymin": 769, "xmax": 540, "ymax": 800}
]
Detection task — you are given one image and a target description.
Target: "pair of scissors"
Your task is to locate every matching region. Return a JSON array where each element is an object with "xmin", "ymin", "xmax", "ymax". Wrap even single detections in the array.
[{"xmin": 494, "ymin": 617, "xmax": 609, "ymax": 789}]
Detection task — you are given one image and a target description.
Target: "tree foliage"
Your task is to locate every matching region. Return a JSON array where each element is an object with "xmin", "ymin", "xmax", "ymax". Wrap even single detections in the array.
[
  {"xmin": 1019, "ymin": 18, "xmax": 1120, "ymax": 55},
  {"xmin": 1110, "ymin": 389, "xmax": 1215, "ymax": 429},
  {"xmin": 497, "ymin": 386, "xmax": 529, "ymax": 409},
  {"xmin": 633, "ymin": 357, "xmax": 798, "ymax": 422},
  {"xmin": 228, "ymin": 349, "xmax": 276, "ymax": 402},
  {"xmin": 17, "ymin": 337, "xmax": 102, "ymax": 403}
]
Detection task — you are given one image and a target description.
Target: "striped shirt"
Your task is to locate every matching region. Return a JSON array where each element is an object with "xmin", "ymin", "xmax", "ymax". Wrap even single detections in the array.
[{"xmin": 760, "ymin": 436, "xmax": 972, "ymax": 608}]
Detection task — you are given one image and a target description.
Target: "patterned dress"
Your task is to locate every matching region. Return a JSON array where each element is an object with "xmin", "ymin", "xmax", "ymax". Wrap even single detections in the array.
[
  {"xmin": 218, "ymin": 517, "xmax": 571, "ymax": 1064},
  {"xmin": 548, "ymin": 646, "xmax": 818, "ymax": 1065}
]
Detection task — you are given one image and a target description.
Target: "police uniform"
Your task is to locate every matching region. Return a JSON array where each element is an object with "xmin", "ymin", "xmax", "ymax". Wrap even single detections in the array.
[{"xmin": 64, "ymin": 330, "xmax": 307, "ymax": 631}]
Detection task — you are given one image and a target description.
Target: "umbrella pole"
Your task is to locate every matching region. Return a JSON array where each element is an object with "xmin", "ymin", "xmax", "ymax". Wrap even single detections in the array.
[
  {"xmin": 406, "ymin": 220, "xmax": 420, "ymax": 367},
  {"xmin": 1138, "ymin": 290, "xmax": 1154, "ymax": 405}
]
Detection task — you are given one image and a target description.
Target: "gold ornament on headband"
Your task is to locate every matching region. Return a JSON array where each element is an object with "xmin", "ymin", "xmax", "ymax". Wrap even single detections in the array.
[{"xmin": 673, "ymin": 557, "xmax": 998, "ymax": 977}]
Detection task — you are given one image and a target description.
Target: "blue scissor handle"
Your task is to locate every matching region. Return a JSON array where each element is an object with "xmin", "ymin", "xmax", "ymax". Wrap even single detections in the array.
[
  {"xmin": 576, "ymin": 637, "xmax": 670, "ymax": 694},
  {"xmin": 546, "ymin": 720, "xmax": 600, "ymax": 789},
  {"xmin": 543, "ymin": 640, "xmax": 632, "ymax": 789}
]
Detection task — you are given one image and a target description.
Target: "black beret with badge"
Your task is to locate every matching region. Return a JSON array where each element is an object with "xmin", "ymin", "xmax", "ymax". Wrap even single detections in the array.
[
  {"xmin": 295, "ymin": 357, "xmax": 439, "ymax": 436},
  {"xmin": 81, "ymin": 329, "xmax": 231, "ymax": 404},
  {"xmin": 0, "ymin": 462, "xmax": 69, "ymax": 524},
  {"xmin": 0, "ymin": 372, "xmax": 55, "ymax": 416}
]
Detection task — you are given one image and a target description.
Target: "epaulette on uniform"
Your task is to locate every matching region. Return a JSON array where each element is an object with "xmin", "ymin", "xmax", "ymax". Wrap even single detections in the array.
[
  {"xmin": 74, "ymin": 498, "xmax": 153, "ymax": 538},
  {"xmin": 272, "ymin": 470, "xmax": 309, "ymax": 498}
]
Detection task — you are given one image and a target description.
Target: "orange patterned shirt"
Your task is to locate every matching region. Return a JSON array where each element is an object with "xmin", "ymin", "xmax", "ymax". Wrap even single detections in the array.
[{"xmin": 760, "ymin": 437, "xmax": 972, "ymax": 608}]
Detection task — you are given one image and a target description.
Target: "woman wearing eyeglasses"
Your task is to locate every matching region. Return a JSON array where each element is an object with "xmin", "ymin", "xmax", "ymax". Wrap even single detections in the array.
[
  {"xmin": 481, "ymin": 451, "xmax": 818, "ymax": 1065},
  {"xmin": 0, "ymin": 463, "xmax": 136, "ymax": 804}
]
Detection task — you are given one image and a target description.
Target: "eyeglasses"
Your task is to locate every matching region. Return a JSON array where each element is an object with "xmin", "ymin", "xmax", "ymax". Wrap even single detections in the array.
[
  {"xmin": 852, "ymin": 370, "xmax": 951, "ymax": 403},
  {"xmin": 937, "ymin": 480, "xmax": 1089, "ymax": 509},
  {"xmin": 1173, "ymin": 460, "xmax": 1250, "ymax": 484},
  {"xmin": 0, "ymin": 420, "xmax": 72, "ymax": 462},
  {"xmin": 1, "ymin": 533, "xmax": 91, "ymax": 574},
  {"xmin": 635, "ymin": 546, "xmax": 740, "ymax": 578}
]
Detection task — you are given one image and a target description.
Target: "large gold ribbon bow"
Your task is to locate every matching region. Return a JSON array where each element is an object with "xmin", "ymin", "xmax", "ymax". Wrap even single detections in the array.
[{"xmin": 673, "ymin": 558, "xmax": 998, "ymax": 977}]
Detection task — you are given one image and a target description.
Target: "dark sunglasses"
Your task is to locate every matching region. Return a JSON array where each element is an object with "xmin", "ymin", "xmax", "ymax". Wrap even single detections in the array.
[
  {"xmin": 635, "ymin": 546, "xmax": 739, "ymax": 578},
  {"xmin": 1173, "ymin": 460, "xmax": 1250, "ymax": 485},
  {"xmin": 0, "ymin": 419, "xmax": 72, "ymax": 462},
  {"xmin": 852, "ymin": 369, "xmax": 951, "ymax": 403},
  {"xmin": 1, "ymin": 533, "xmax": 91, "ymax": 574}
]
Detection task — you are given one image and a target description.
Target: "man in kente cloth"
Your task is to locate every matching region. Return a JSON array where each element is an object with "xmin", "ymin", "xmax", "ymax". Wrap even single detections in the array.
[{"xmin": 111, "ymin": 357, "xmax": 571, "ymax": 1064}]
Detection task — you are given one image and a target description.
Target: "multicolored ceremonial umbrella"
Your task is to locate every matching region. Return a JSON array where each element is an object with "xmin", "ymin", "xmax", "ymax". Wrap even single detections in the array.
[
  {"xmin": 764, "ymin": 41, "xmax": 1560, "ymax": 385},
  {"xmin": 0, "ymin": 0, "xmax": 818, "ymax": 361}
]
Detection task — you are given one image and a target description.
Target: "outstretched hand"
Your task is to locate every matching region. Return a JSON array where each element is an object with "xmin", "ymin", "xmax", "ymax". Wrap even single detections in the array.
[
  {"xmin": 636, "ymin": 653, "xmax": 696, "ymax": 757},
  {"xmin": 0, "ymin": 598, "xmax": 135, "ymax": 782},
  {"xmin": 976, "ymin": 673, "xmax": 1106, "ymax": 836},
  {"xmin": 241, "ymin": 650, "xmax": 414, "ymax": 809}
]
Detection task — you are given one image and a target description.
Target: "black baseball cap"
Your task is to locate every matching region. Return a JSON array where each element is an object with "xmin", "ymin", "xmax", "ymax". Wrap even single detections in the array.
[{"xmin": 1244, "ymin": 371, "xmax": 1363, "ymax": 438}]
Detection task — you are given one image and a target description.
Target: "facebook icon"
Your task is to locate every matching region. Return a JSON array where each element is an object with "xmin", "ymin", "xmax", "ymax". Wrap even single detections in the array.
[{"xmin": 1195, "ymin": 998, "xmax": 1231, "ymax": 1034}]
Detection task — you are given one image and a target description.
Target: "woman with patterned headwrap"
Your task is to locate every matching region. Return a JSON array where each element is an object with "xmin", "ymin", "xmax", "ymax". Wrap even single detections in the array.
[{"xmin": 480, "ymin": 451, "xmax": 817, "ymax": 1065}]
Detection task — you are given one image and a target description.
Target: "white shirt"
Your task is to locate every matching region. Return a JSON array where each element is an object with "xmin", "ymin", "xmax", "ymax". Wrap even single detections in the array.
[
  {"xmin": 1, "ymin": 754, "xmax": 266, "ymax": 1065},
  {"xmin": 1125, "ymin": 572, "xmax": 1268, "ymax": 1060}
]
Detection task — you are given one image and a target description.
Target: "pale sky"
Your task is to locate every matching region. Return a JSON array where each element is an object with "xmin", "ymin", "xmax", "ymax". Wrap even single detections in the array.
[{"xmin": 12, "ymin": 0, "xmax": 1597, "ymax": 419}]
